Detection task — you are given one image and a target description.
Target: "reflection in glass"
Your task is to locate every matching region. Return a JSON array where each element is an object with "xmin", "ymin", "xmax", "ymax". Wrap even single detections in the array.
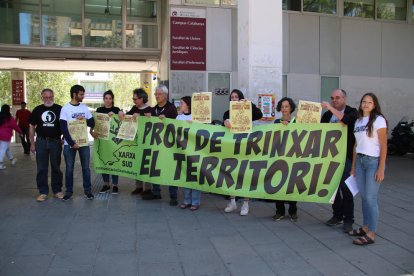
[
  {"xmin": 303, "ymin": 0, "xmax": 337, "ymax": 14},
  {"xmin": 221, "ymin": 0, "xmax": 237, "ymax": 5},
  {"xmin": 126, "ymin": 24, "xmax": 158, "ymax": 48},
  {"xmin": 377, "ymin": 0, "xmax": 407, "ymax": 20},
  {"xmin": 283, "ymin": 0, "xmax": 301, "ymax": 11},
  {"xmin": 127, "ymin": 0, "xmax": 157, "ymax": 22},
  {"xmin": 42, "ymin": 0, "xmax": 82, "ymax": 47},
  {"xmin": 184, "ymin": 0, "xmax": 220, "ymax": 5},
  {"xmin": 0, "ymin": 0, "xmax": 41, "ymax": 45},
  {"xmin": 85, "ymin": 0, "xmax": 122, "ymax": 48},
  {"xmin": 344, "ymin": 0, "xmax": 374, "ymax": 18}
]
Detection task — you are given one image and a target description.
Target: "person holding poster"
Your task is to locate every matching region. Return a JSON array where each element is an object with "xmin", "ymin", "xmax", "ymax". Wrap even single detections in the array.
[
  {"xmin": 321, "ymin": 89, "xmax": 358, "ymax": 233},
  {"xmin": 176, "ymin": 96, "xmax": 201, "ymax": 211},
  {"xmin": 90, "ymin": 90, "xmax": 121, "ymax": 195},
  {"xmin": 60, "ymin": 85, "xmax": 95, "ymax": 201},
  {"xmin": 350, "ymin": 93, "xmax": 387, "ymax": 246},
  {"xmin": 142, "ymin": 85, "xmax": 179, "ymax": 206},
  {"xmin": 120, "ymin": 88, "xmax": 152, "ymax": 195},
  {"xmin": 222, "ymin": 89, "xmax": 263, "ymax": 216},
  {"xmin": 272, "ymin": 97, "xmax": 299, "ymax": 222}
]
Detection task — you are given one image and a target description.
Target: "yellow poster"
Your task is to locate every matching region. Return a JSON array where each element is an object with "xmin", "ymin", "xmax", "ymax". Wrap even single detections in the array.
[
  {"xmin": 230, "ymin": 101, "xmax": 252, "ymax": 133},
  {"xmin": 94, "ymin": 113, "xmax": 111, "ymax": 140},
  {"xmin": 192, "ymin": 92, "xmax": 212, "ymax": 124},
  {"xmin": 116, "ymin": 115, "xmax": 138, "ymax": 141},
  {"xmin": 296, "ymin": 100, "xmax": 322, "ymax": 123},
  {"xmin": 68, "ymin": 119, "xmax": 89, "ymax": 147}
]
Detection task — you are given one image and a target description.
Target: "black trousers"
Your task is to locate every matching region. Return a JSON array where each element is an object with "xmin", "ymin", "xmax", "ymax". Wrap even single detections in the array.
[
  {"xmin": 332, "ymin": 158, "xmax": 354, "ymax": 224},
  {"xmin": 275, "ymin": 200, "xmax": 297, "ymax": 215},
  {"xmin": 20, "ymin": 127, "xmax": 30, "ymax": 153}
]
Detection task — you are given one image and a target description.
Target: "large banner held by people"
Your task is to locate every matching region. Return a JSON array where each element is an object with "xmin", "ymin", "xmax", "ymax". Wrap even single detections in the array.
[{"xmin": 93, "ymin": 116, "xmax": 347, "ymax": 204}]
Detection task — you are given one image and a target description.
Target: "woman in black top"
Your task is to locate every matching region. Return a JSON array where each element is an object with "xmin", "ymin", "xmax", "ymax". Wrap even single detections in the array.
[
  {"xmin": 223, "ymin": 89, "xmax": 263, "ymax": 216},
  {"xmin": 272, "ymin": 97, "xmax": 298, "ymax": 221},
  {"xmin": 91, "ymin": 90, "xmax": 121, "ymax": 194}
]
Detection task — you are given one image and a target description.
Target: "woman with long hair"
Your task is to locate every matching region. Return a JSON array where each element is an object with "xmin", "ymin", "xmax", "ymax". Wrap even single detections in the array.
[
  {"xmin": 91, "ymin": 90, "xmax": 121, "ymax": 194},
  {"xmin": 349, "ymin": 92, "xmax": 387, "ymax": 246},
  {"xmin": 0, "ymin": 104, "xmax": 22, "ymax": 169}
]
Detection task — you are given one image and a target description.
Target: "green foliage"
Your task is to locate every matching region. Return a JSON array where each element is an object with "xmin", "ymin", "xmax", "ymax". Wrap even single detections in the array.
[
  {"xmin": 0, "ymin": 71, "xmax": 11, "ymax": 106},
  {"xmin": 25, "ymin": 71, "xmax": 74, "ymax": 110},
  {"xmin": 107, "ymin": 73, "xmax": 141, "ymax": 111}
]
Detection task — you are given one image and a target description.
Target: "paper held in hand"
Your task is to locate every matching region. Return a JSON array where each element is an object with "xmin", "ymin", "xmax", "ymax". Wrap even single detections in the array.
[
  {"xmin": 296, "ymin": 100, "xmax": 322, "ymax": 123},
  {"xmin": 68, "ymin": 119, "xmax": 89, "ymax": 147},
  {"xmin": 192, "ymin": 92, "xmax": 212, "ymax": 124},
  {"xmin": 94, "ymin": 113, "xmax": 111, "ymax": 140},
  {"xmin": 116, "ymin": 115, "xmax": 138, "ymax": 141},
  {"xmin": 230, "ymin": 101, "xmax": 252, "ymax": 133},
  {"xmin": 345, "ymin": 175, "xmax": 359, "ymax": 196}
]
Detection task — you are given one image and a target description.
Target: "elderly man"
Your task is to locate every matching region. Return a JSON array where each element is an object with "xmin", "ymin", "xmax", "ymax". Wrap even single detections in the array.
[
  {"xmin": 321, "ymin": 89, "xmax": 358, "ymax": 233},
  {"xmin": 142, "ymin": 85, "xmax": 179, "ymax": 205},
  {"xmin": 29, "ymin": 89, "xmax": 63, "ymax": 202}
]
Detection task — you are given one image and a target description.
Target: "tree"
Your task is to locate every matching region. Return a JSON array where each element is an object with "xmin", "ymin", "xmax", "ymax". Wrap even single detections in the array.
[
  {"xmin": 25, "ymin": 71, "xmax": 74, "ymax": 110},
  {"xmin": 0, "ymin": 71, "xmax": 11, "ymax": 106},
  {"xmin": 107, "ymin": 73, "xmax": 141, "ymax": 111}
]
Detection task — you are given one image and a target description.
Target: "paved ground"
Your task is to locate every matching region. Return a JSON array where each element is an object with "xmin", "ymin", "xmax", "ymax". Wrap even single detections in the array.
[{"xmin": 0, "ymin": 144, "xmax": 413, "ymax": 276}]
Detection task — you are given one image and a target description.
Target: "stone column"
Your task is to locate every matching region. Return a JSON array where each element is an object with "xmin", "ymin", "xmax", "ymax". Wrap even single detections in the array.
[
  {"xmin": 237, "ymin": 0, "xmax": 282, "ymax": 107},
  {"xmin": 10, "ymin": 71, "xmax": 26, "ymax": 142}
]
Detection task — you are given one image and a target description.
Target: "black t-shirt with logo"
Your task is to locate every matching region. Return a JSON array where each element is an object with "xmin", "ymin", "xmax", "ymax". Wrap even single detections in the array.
[{"xmin": 28, "ymin": 104, "xmax": 62, "ymax": 138}]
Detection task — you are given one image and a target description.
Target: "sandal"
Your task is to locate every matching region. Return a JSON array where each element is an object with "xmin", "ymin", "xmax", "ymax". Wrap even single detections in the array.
[
  {"xmin": 190, "ymin": 205, "xmax": 199, "ymax": 211},
  {"xmin": 179, "ymin": 203, "xmax": 191, "ymax": 209},
  {"xmin": 348, "ymin": 227, "xmax": 367, "ymax": 237},
  {"xmin": 353, "ymin": 235, "xmax": 375, "ymax": 246}
]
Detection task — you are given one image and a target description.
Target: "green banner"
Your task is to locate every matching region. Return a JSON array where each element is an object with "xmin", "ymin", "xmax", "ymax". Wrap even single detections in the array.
[{"xmin": 93, "ymin": 116, "xmax": 347, "ymax": 203}]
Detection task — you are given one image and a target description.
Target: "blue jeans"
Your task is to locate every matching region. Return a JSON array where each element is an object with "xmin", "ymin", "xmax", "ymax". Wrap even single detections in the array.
[
  {"xmin": 355, "ymin": 154, "xmax": 381, "ymax": 232},
  {"xmin": 102, "ymin": 174, "xmax": 118, "ymax": 185},
  {"xmin": 152, "ymin": 184, "xmax": 178, "ymax": 199},
  {"xmin": 183, "ymin": 188, "xmax": 201, "ymax": 206},
  {"xmin": 0, "ymin": 140, "xmax": 12, "ymax": 164},
  {"xmin": 35, "ymin": 138, "xmax": 63, "ymax": 194},
  {"xmin": 63, "ymin": 145, "xmax": 91, "ymax": 195}
]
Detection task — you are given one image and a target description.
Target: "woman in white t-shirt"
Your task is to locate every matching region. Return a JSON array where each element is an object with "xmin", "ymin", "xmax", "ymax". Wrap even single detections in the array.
[
  {"xmin": 176, "ymin": 97, "xmax": 201, "ymax": 211},
  {"xmin": 349, "ymin": 92, "xmax": 387, "ymax": 246}
]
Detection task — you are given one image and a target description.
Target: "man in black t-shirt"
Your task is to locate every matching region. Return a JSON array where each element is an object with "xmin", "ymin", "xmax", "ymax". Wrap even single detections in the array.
[{"xmin": 29, "ymin": 88, "xmax": 63, "ymax": 202}]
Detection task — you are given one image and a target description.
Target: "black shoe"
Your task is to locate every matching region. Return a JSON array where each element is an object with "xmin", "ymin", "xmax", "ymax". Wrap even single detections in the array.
[
  {"xmin": 112, "ymin": 186, "xmax": 119, "ymax": 194},
  {"xmin": 142, "ymin": 192, "xmax": 161, "ymax": 200},
  {"xmin": 169, "ymin": 198, "xmax": 178, "ymax": 206},
  {"xmin": 131, "ymin": 187, "xmax": 143, "ymax": 195},
  {"xmin": 142, "ymin": 189, "xmax": 151, "ymax": 195},
  {"xmin": 290, "ymin": 213, "xmax": 298, "ymax": 221},
  {"xmin": 99, "ymin": 185, "xmax": 110, "ymax": 193},
  {"xmin": 272, "ymin": 213, "xmax": 285, "ymax": 221},
  {"xmin": 326, "ymin": 216, "xmax": 343, "ymax": 226},
  {"xmin": 343, "ymin": 222, "xmax": 353, "ymax": 233},
  {"xmin": 85, "ymin": 193, "xmax": 94, "ymax": 200},
  {"xmin": 62, "ymin": 194, "xmax": 72, "ymax": 201}
]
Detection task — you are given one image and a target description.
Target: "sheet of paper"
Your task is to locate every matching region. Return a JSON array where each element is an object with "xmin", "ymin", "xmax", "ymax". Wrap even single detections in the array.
[
  {"xmin": 94, "ymin": 113, "xmax": 111, "ymax": 140},
  {"xmin": 296, "ymin": 100, "xmax": 322, "ymax": 123},
  {"xmin": 116, "ymin": 115, "xmax": 138, "ymax": 141},
  {"xmin": 68, "ymin": 119, "xmax": 89, "ymax": 147},
  {"xmin": 192, "ymin": 92, "xmax": 212, "ymax": 124},
  {"xmin": 345, "ymin": 175, "xmax": 359, "ymax": 197},
  {"xmin": 230, "ymin": 101, "xmax": 252, "ymax": 133}
]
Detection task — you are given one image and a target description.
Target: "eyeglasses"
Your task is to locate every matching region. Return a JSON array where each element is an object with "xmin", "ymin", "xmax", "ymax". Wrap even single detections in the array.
[
  {"xmin": 42, "ymin": 96, "xmax": 54, "ymax": 100},
  {"xmin": 330, "ymin": 96, "xmax": 342, "ymax": 100},
  {"xmin": 132, "ymin": 97, "xmax": 139, "ymax": 101}
]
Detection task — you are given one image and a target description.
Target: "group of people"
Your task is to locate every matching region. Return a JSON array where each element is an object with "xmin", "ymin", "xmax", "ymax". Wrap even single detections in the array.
[{"xmin": 0, "ymin": 84, "xmax": 387, "ymax": 247}]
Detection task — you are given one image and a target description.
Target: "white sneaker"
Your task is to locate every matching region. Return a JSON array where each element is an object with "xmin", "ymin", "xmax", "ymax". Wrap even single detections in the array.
[
  {"xmin": 224, "ymin": 202, "xmax": 237, "ymax": 213},
  {"xmin": 240, "ymin": 202, "xmax": 249, "ymax": 216},
  {"xmin": 11, "ymin": 158, "xmax": 17, "ymax": 165},
  {"xmin": 0, "ymin": 164, "xmax": 5, "ymax": 170}
]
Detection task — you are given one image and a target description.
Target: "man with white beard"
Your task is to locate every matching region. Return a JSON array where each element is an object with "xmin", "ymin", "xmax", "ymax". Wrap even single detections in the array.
[{"xmin": 29, "ymin": 88, "xmax": 63, "ymax": 202}]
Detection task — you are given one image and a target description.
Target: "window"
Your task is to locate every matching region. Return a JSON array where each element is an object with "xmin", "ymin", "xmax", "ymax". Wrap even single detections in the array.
[
  {"xmin": 41, "ymin": 0, "xmax": 82, "ymax": 47},
  {"xmin": 0, "ymin": 0, "xmax": 41, "ymax": 45},
  {"xmin": 303, "ymin": 0, "xmax": 337, "ymax": 14},
  {"xmin": 283, "ymin": 0, "xmax": 301, "ymax": 11},
  {"xmin": 85, "ymin": 0, "xmax": 122, "ymax": 48},
  {"xmin": 344, "ymin": 0, "xmax": 374, "ymax": 18},
  {"xmin": 126, "ymin": 0, "xmax": 158, "ymax": 49},
  {"xmin": 377, "ymin": 0, "xmax": 407, "ymax": 20},
  {"xmin": 184, "ymin": 0, "xmax": 220, "ymax": 5},
  {"xmin": 321, "ymin": 76, "xmax": 339, "ymax": 103}
]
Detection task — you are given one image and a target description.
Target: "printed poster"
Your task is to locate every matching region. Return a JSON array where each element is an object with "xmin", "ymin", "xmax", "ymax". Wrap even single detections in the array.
[
  {"xmin": 116, "ymin": 115, "xmax": 138, "ymax": 141},
  {"xmin": 94, "ymin": 113, "xmax": 111, "ymax": 140},
  {"xmin": 192, "ymin": 92, "xmax": 212, "ymax": 124},
  {"xmin": 258, "ymin": 94, "xmax": 276, "ymax": 121},
  {"xmin": 230, "ymin": 101, "xmax": 252, "ymax": 133},
  {"xmin": 296, "ymin": 100, "xmax": 322, "ymax": 123},
  {"xmin": 68, "ymin": 119, "xmax": 89, "ymax": 147}
]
